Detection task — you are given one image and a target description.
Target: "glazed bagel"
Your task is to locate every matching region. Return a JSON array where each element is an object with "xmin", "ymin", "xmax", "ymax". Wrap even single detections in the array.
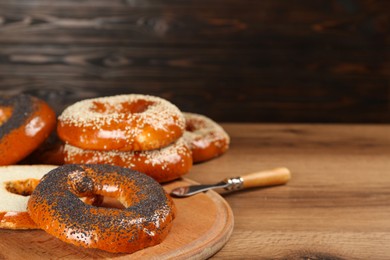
[
  {"xmin": 27, "ymin": 164, "xmax": 176, "ymax": 253},
  {"xmin": 0, "ymin": 165, "xmax": 57, "ymax": 229},
  {"xmin": 0, "ymin": 95, "xmax": 56, "ymax": 165},
  {"xmin": 183, "ymin": 112, "xmax": 230, "ymax": 163},
  {"xmin": 57, "ymin": 94, "xmax": 185, "ymax": 151},
  {"xmin": 63, "ymin": 137, "xmax": 192, "ymax": 183}
]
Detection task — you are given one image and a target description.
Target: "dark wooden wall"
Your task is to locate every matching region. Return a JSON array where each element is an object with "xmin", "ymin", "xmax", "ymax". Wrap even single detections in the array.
[{"xmin": 0, "ymin": 0, "xmax": 388, "ymax": 123}]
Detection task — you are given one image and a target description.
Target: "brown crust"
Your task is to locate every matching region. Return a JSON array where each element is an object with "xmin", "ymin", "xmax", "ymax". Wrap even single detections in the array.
[
  {"xmin": 0, "ymin": 95, "xmax": 56, "ymax": 165},
  {"xmin": 57, "ymin": 95, "xmax": 185, "ymax": 151},
  {"xmin": 63, "ymin": 137, "xmax": 193, "ymax": 183},
  {"xmin": 27, "ymin": 164, "xmax": 175, "ymax": 253},
  {"xmin": 183, "ymin": 112, "xmax": 230, "ymax": 163}
]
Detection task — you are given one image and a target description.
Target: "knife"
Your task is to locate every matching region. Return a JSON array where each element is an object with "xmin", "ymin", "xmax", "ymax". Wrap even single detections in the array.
[{"xmin": 170, "ymin": 167, "xmax": 291, "ymax": 197}]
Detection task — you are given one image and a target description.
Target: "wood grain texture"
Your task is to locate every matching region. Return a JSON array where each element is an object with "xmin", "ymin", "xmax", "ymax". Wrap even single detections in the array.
[
  {"xmin": 0, "ymin": 0, "xmax": 389, "ymax": 122},
  {"xmin": 184, "ymin": 123, "xmax": 390, "ymax": 259}
]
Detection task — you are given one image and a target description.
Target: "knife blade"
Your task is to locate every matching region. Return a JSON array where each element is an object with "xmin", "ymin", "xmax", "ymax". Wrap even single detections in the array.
[{"xmin": 170, "ymin": 167, "xmax": 291, "ymax": 197}]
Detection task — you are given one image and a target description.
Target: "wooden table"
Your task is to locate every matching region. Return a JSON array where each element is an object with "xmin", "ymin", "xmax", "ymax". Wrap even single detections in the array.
[{"xmin": 185, "ymin": 123, "xmax": 390, "ymax": 259}]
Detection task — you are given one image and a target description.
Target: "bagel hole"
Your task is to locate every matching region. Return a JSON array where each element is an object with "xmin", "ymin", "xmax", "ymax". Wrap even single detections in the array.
[
  {"xmin": 90, "ymin": 100, "xmax": 153, "ymax": 114},
  {"xmin": 98, "ymin": 196, "xmax": 126, "ymax": 209},
  {"xmin": 185, "ymin": 124, "xmax": 196, "ymax": 132},
  {"xmin": 185, "ymin": 119, "xmax": 207, "ymax": 132},
  {"xmin": 4, "ymin": 178, "xmax": 40, "ymax": 196},
  {"xmin": 77, "ymin": 195, "xmax": 125, "ymax": 209},
  {"xmin": 0, "ymin": 106, "xmax": 13, "ymax": 126},
  {"xmin": 119, "ymin": 100, "xmax": 154, "ymax": 114}
]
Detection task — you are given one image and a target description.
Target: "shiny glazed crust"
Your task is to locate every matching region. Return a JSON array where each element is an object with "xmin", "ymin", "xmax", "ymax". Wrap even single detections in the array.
[
  {"xmin": 183, "ymin": 112, "xmax": 230, "ymax": 163},
  {"xmin": 63, "ymin": 137, "xmax": 193, "ymax": 183},
  {"xmin": 27, "ymin": 164, "xmax": 176, "ymax": 253},
  {"xmin": 0, "ymin": 95, "xmax": 57, "ymax": 165},
  {"xmin": 57, "ymin": 94, "xmax": 185, "ymax": 151}
]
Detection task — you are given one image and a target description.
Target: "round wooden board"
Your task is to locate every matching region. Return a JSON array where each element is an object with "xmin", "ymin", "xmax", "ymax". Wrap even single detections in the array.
[{"xmin": 0, "ymin": 178, "xmax": 234, "ymax": 260}]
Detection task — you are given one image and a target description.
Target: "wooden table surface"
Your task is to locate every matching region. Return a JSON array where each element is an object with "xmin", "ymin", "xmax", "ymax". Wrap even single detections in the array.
[{"xmin": 184, "ymin": 123, "xmax": 390, "ymax": 260}]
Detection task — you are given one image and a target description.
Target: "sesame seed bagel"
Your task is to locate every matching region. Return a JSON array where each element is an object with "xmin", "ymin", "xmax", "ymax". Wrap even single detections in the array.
[
  {"xmin": 0, "ymin": 95, "xmax": 56, "ymax": 165},
  {"xmin": 63, "ymin": 137, "xmax": 193, "ymax": 183},
  {"xmin": 27, "ymin": 164, "xmax": 176, "ymax": 253},
  {"xmin": 183, "ymin": 112, "xmax": 230, "ymax": 163},
  {"xmin": 57, "ymin": 94, "xmax": 185, "ymax": 151}
]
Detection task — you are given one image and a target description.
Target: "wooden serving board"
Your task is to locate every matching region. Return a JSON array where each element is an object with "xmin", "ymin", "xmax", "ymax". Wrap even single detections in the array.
[{"xmin": 0, "ymin": 178, "xmax": 234, "ymax": 260}]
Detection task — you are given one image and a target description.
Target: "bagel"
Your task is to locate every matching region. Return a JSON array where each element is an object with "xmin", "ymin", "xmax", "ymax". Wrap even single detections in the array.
[
  {"xmin": 63, "ymin": 137, "xmax": 192, "ymax": 183},
  {"xmin": 0, "ymin": 95, "xmax": 56, "ymax": 165},
  {"xmin": 183, "ymin": 112, "xmax": 230, "ymax": 163},
  {"xmin": 27, "ymin": 164, "xmax": 176, "ymax": 253},
  {"xmin": 57, "ymin": 94, "xmax": 185, "ymax": 151}
]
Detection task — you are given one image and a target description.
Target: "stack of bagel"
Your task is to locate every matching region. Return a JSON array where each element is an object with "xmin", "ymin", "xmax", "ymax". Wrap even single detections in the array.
[
  {"xmin": 56, "ymin": 94, "xmax": 193, "ymax": 183},
  {"xmin": 50, "ymin": 94, "xmax": 230, "ymax": 183}
]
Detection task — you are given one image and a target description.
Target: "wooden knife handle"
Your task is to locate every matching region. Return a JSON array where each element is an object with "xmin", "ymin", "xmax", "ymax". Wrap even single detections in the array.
[{"xmin": 241, "ymin": 167, "xmax": 291, "ymax": 189}]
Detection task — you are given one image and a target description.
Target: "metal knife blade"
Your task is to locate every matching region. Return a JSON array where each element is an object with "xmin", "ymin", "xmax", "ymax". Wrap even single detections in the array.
[{"xmin": 170, "ymin": 181, "xmax": 229, "ymax": 197}]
